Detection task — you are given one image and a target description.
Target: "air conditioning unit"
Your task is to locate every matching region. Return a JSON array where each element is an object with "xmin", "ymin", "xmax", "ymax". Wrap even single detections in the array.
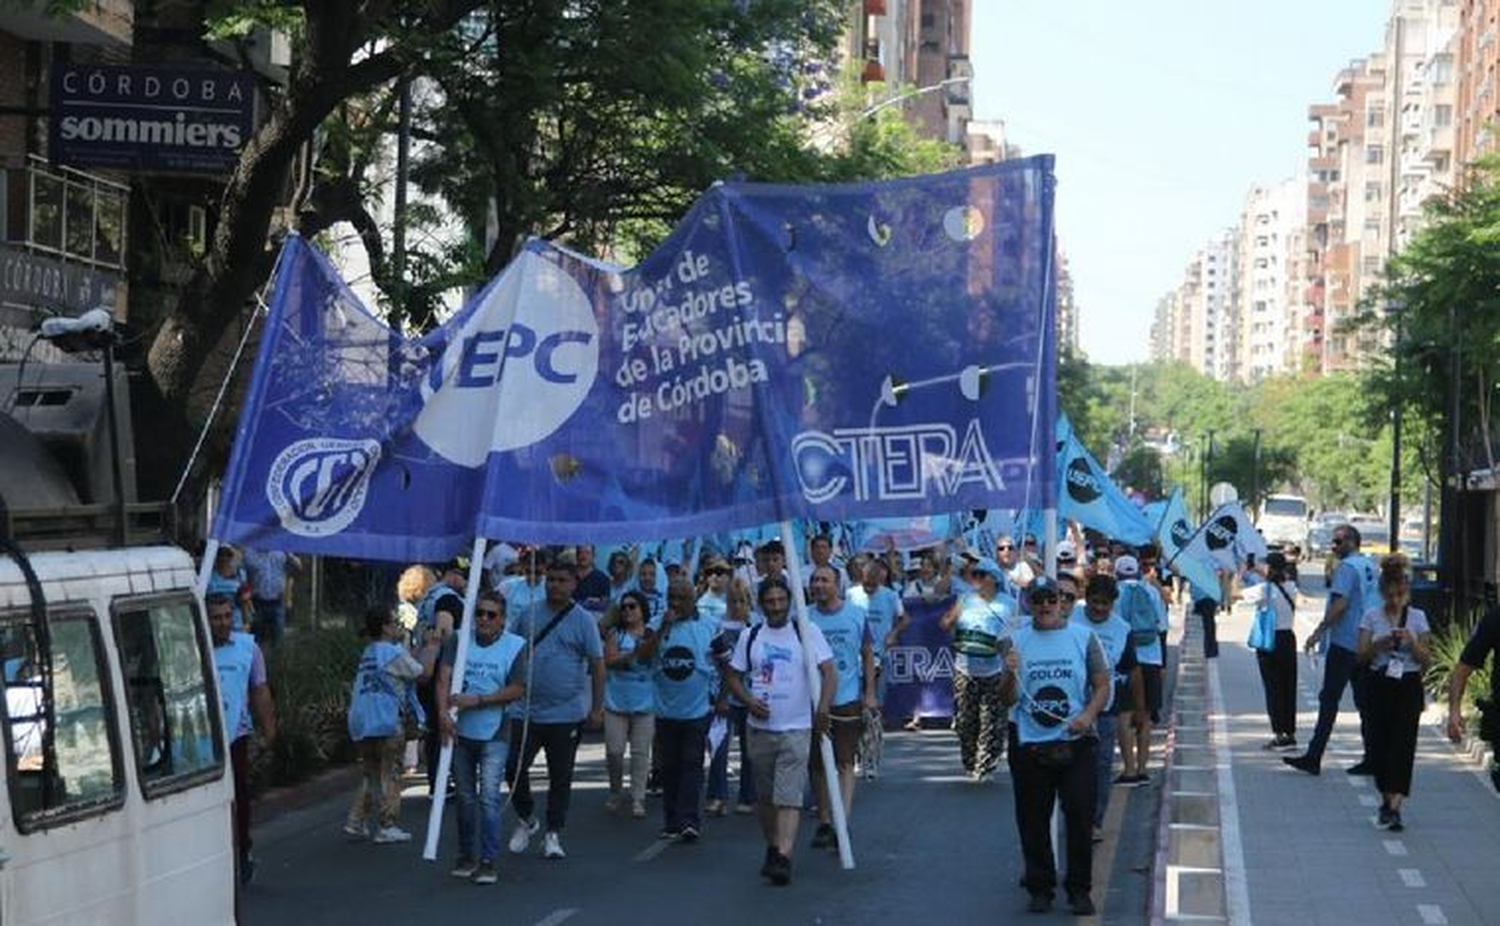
[{"xmin": 0, "ymin": 362, "xmax": 137, "ymax": 506}]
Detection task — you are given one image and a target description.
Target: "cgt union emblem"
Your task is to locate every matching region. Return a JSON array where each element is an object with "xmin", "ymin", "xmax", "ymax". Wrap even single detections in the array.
[{"xmin": 266, "ymin": 438, "xmax": 381, "ymax": 538}]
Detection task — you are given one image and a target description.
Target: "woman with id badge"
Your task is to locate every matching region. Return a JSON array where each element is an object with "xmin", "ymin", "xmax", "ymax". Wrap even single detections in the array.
[{"xmin": 1357, "ymin": 554, "xmax": 1431, "ymax": 832}]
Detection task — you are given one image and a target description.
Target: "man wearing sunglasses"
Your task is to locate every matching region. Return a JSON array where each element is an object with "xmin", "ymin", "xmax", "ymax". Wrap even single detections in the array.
[
  {"xmin": 438, "ymin": 589, "xmax": 528, "ymax": 885},
  {"xmin": 1286, "ymin": 525, "xmax": 1380, "ymax": 776},
  {"xmin": 1000, "ymin": 576, "xmax": 1111, "ymax": 916}
]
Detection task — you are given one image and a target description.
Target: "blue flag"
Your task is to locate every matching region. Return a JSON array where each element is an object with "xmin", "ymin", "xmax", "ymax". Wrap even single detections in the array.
[
  {"xmin": 1055, "ymin": 415, "xmax": 1155, "ymax": 545},
  {"xmin": 212, "ymin": 159, "xmax": 1059, "ymax": 560},
  {"xmin": 1156, "ymin": 488, "xmax": 1223, "ymax": 601}
]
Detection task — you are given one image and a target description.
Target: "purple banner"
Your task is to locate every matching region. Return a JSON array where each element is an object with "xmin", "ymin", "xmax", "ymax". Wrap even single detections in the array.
[{"xmin": 882, "ymin": 596, "xmax": 956, "ymax": 726}]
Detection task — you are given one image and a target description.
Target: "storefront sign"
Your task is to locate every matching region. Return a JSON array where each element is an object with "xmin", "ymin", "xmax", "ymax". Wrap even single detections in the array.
[
  {"xmin": 0, "ymin": 245, "xmax": 120, "ymax": 318},
  {"xmin": 50, "ymin": 63, "xmax": 255, "ymax": 173}
]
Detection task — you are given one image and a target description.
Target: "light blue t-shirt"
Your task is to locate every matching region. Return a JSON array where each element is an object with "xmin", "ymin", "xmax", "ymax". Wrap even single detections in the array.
[
  {"xmin": 809, "ymin": 601, "xmax": 870, "ymax": 705},
  {"xmin": 605, "ymin": 628, "xmax": 654, "ymax": 714},
  {"xmin": 952, "ymin": 592, "xmax": 1020, "ymax": 678},
  {"xmin": 500, "ymin": 576, "xmax": 547, "ymax": 622},
  {"xmin": 1071, "ymin": 611, "xmax": 1132, "ymax": 712},
  {"xmin": 509, "ymin": 603, "xmax": 603, "ymax": 723},
  {"xmin": 651, "ymin": 615, "xmax": 719, "ymax": 720},
  {"xmin": 1328, "ymin": 553, "xmax": 1380, "ymax": 652},
  {"xmin": 1009, "ymin": 621, "xmax": 1103, "ymax": 745},
  {"xmin": 848, "ymin": 585, "xmax": 903, "ymax": 661}
]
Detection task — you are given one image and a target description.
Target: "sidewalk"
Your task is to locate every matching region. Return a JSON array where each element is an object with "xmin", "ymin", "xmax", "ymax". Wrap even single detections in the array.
[{"xmin": 1208, "ymin": 599, "xmax": 1500, "ymax": 926}]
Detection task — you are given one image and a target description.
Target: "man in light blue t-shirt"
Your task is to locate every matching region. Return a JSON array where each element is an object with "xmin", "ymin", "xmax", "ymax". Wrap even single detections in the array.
[
  {"xmin": 1286, "ymin": 525, "xmax": 1378, "ymax": 775},
  {"xmin": 504, "ymin": 554, "xmax": 605, "ymax": 860}
]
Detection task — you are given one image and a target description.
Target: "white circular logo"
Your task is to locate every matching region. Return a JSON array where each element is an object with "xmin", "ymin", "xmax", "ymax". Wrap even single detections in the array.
[
  {"xmin": 943, "ymin": 205, "xmax": 986, "ymax": 242},
  {"xmin": 266, "ymin": 438, "xmax": 381, "ymax": 537},
  {"xmin": 414, "ymin": 251, "xmax": 599, "ymax": 466}
]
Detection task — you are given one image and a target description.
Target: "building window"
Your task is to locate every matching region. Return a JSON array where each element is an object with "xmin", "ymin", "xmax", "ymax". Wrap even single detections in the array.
[
  {"xmin": 1366, "ymin": 145, "xmax": 1384, "ymax": 165},
  {"xmin": 111, "ymin": 594, "xmax": 225, "ymax": 799},
  {"xmin": 1364, "ymin": 219, "xmax": 1382, "ymax": 236},
  {"xmin": 1365, "ymin": 182, "xmax": 1383, "ymax": 202},
  {"xmin": 1367, "ymin": 107, "xmax": 1385, "ymax": 127},
  {"xmin": 2, "ymin": 608, "xmax": 124, "ymax": 832},
  {"xmin": 1432, "ymin": 104, "xmax": 1453, "ymax": 128}
]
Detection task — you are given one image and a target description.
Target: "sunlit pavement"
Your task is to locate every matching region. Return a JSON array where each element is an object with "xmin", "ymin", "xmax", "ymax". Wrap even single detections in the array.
[{"xmin": 1207, "ymin": 588, "xmax": 1500, "ymax": 926}]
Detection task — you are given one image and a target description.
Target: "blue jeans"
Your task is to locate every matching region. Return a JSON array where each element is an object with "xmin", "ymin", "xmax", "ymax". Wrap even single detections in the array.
[
  {"xmin": 453, "ymin": 736, "xmax": 508, "ymax": 862},
  {"xmin": 706, "ymin": 705, "xmax": 755, "ymax": 805},
  {"xmin": 1093, "ymin": 714, "xmax": 1119, "ymax": 827}
]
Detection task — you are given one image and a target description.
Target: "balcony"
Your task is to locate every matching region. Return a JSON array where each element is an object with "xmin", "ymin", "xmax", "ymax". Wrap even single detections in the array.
[
  {"xmin": 0, "ymin": 0, "xmax": 130, "ymax": 46},
  {"xmin": 2, "ymin": 156, "xmax": 128, "ymax": 274}
]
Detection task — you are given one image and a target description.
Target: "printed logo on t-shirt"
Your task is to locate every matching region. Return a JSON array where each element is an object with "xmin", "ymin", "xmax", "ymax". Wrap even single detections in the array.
[
  {"xmin": 661, "ymin": 645, "xmax": 696, "ymax": 681},
  {"xmin": 1026, "ymin": 658, "xmax": 1076, "ymax": 727}
]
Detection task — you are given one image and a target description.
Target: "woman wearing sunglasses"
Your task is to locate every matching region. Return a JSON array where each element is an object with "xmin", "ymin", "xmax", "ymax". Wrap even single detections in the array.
[{"xmin": 602, "ymin": 590, "xmax": 656, "ymax": 818}]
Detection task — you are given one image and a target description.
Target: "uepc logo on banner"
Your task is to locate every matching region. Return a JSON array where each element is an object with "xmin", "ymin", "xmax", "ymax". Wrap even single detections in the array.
[
  {"xmin": 267, "ymin": 438, "xmax": 382, "ymax": 537},
  {"xmin": 415, "ymin": 251, "xmax": 600, "ymax": 466}
]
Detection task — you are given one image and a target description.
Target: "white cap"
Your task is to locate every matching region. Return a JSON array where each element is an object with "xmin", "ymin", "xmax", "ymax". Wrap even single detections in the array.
[{"xmin": 1115, "ymin": 555, "xmax": 1140, "ymax": 578}]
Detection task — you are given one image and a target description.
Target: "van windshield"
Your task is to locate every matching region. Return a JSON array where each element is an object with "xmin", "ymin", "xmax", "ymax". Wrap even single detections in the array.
[{"xmin": 1263, "ymin": 498, "xmax": 1307, "ymax": 518}]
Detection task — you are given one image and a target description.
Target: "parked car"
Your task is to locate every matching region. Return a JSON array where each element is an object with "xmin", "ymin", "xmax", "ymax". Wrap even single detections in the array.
[{"xmin": 1257, "ymin": 494, "xmax": 1311, "ymax": 550}]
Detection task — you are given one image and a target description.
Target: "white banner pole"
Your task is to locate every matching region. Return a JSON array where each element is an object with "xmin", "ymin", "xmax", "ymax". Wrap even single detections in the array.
[
  {"xmin": 195, "ymin": 538, "xmax": 220, "ymax": 602},
  {"xmin": 422, "ymin": 535, "xmax": 490, "ymax": 861},
  {"xmin": 781, "ymin": 520, "xmax": 854, "ymax": 870}
]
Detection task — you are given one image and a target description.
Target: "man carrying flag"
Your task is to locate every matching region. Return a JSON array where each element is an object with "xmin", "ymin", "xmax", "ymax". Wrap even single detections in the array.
[{"xmin": 725, "ymin": 578, "xmax": 837, "ymax": 885}]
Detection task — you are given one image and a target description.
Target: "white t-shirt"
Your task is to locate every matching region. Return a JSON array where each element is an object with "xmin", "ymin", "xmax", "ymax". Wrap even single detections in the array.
[
  {"xmin": 1359, "ymin": 605, "xmax": 1431, "ymax": 676},
  {"xmin": 730, "ymin": 620, "xmax": 834, "ymax": 732},
  {"xmin": 1261, "ymin": 580, "xmax": 1297, "ymax": 631}
]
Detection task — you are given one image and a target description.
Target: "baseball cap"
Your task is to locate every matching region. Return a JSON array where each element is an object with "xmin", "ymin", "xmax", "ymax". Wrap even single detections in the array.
[
  {"xmin": 966, "ymin": 556, "xmax": 1006, "ymax": 583},
  {"xmin": 1028, "ymin": 575, "xmax": 1060, "ymax": 601},
  {"xmin": 1115, "ymin": 555, "xmax": 1140, "ymax": 579}
]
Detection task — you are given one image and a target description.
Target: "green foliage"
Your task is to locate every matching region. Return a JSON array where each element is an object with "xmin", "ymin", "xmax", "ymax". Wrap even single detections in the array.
[
  {"xmin": 252, "ymin": 629, "xmax": 363, "ymax": 789},
  {"xmin": 1113, "ymin": 445, "xmax": 1165, "ymax": 498},
  {"xmin": 1360, "ymin": 153, "xmax": 1500, "ymax": 478},
  {"xmin": 1425, "ymin": 613, "xmax": 1491, "ymax": 718}
]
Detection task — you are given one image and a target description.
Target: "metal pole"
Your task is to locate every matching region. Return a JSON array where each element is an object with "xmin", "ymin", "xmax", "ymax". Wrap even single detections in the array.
[
  {"xmin": 391, "ymin": 77, "xmax": 412, "ymax": 327},
  {"xmin": 102, "ymin": 342, "xmax": 128, "ymax": 546},
  {"xmin": 1250, "ymin": 428, "xmax": 1262, "ymax": 511}
]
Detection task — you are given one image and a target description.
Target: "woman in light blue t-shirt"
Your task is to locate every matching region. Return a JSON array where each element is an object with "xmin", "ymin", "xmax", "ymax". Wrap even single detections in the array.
[{"xmin": 1357, "ymin": 554, "xmax": 1432, "ymax": 834}]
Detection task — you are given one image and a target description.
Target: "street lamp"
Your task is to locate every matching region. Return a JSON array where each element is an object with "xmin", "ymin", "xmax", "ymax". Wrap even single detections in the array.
[{"xmin": 860, "ymin": 76, "xmax": 972, "ymax": 119}]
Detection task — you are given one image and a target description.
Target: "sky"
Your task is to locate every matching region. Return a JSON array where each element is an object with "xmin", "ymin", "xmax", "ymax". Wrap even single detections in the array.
[{"xmin": 970, "ymin": 0, "xmax": 1390, "ymax": 366}]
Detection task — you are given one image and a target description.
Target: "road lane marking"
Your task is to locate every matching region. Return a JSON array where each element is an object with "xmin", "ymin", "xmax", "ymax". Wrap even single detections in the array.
[
  {"xmin": 534, "ymin": 909, "xmax": 579, "ymax": 926},
  {"xmin": 1357, "ymin": 794, "xmax": 1379, "ymax": 807},
  {"xmin": 1398, "ymin": 869, "xmax": 1426, "ymax": 888},
  {"xmin": 1383, "ymin": 839, "xmax": 1408, "ymax": 856},
  {"xmin": 633, "ymin": 839, "xmax": 671, "ymax": 863},
  {"xmin": 1207, "ymin": 660, "xmax": 1252, "ymax": 925},
  {"xmin": 1418, "ymin": 904, "xmax": 1448, "ymax": 925}
]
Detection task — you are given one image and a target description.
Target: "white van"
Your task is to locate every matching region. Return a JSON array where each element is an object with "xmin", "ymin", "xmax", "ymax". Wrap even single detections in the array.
[
  {"xmin": 1257, "ymin": 494, "xmax": 1311, "ymax": 550},
  {"xmin": 0, "ymin": 544, "xmax": 234, "ymax": 925}
]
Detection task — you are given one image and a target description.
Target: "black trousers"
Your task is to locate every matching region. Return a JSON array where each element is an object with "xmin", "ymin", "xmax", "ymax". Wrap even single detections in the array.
[
  {"xmin": 1367, "ymin": 670, "xmax": 1424, "ymax": 797},
  {"xmin": 1306, "ymin": 644, "xmax": 1370, "ymax": 764},
  {"xmin": 506, "ymin": 721, "xmax": 583, "ymax": 831},
  {"xmin": 657, "ymin": 714, "xmax": 710, "ymax": 832},
  {"xmin": 1256, "ymin": 629, "xmax": 1298, "ymax": 737},
  {"xmin": 1008, "ymin": 732, "xmax": 1098, "ymax": 899},
  {"xmin": 1195, "ymin": 597, "xmax": 1219, "ymax": 659}
]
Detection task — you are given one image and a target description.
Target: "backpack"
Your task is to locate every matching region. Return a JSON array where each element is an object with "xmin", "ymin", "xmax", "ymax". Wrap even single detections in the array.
[
  {"xmin": 1120, "ymin": 581, "xmax": 1159, "ymax": 647},
  {"xmin": 745, "ymin": 620, "xmax": 801, "ymax": 672}
]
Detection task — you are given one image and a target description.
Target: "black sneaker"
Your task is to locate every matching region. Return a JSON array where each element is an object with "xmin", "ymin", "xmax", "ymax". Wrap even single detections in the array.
[
  {"xmin": 1387, "ymin": 809, "xmax": 1404, "ymax": 832},
  {"xmin": 1026, "ymin": 893, "xmax": 1052, "ymax": 913},
  {"xmin": 658, "ymin": 826, "xmax": 680, "ymax": 841},
  {"xmin": 1346, "ymin": 760, "xmax": 1374, "ymax": 776},
  {"xmin": 769, "ymin": 851, "xmax": 792, "ymax": 886},
  {"xmin": 760, "ymin": 846, "xmax": 778, "ymax": 880},
  {"xmin": 1374, "ymin": 806, "xmax": 1394, "ymax": 830},
  {"xmin": 679, "ymin": 824, "xmax": 700, "ymax": 843},
  {"xmin": 239, "ymin": 853, "xmax": 257, "ymax": 886},
  {"xmin": 1283, "ymin": 755, "xmax": 1320, "ymax": 776},
  {"xmin": 1068, "ymin": 892, "xmax": 1097, "ymax": 916},
  {"xmin": 1273, "ymin": 735, "xmax": 1299, "ymax": 752},
  {"xmin": 810, "ymin": 822, "xmax": 834, "ymax": 849}
]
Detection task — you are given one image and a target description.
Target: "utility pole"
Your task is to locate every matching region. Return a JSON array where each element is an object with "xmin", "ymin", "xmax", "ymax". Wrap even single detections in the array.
[
  {"xmin": 1386, "ymin": 11, "xmax": 1406, "ymax": 555},
  {"xmin": 1251, "ymin": 428, "xmax": 1262, "ymax": 510},
  {"xmin": 391, "ymin": 76, "xmax": 413, "ymax": 328}
]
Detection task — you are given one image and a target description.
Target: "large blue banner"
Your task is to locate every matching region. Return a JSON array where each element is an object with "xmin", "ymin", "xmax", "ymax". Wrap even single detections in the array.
[{"xmin": 214, "ymin": 159, "xmax": 1057, "ymax": 560}]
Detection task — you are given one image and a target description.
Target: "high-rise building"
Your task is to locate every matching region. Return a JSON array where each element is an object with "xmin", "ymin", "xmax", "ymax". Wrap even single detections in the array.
[
  {"xmin": 1151, "ymin": 230, "xmax": 1236, "ymax": 380},
  {"xmin": 1235, "ymin": 179, "xmax": 1306, "ymax": 382},
  {"xmin": 1456, "ymin": 0, "xmax": 1500, "ymax": 167},
  {"xmin": 913, "ymin": 1, "xmax": 972, "ymax": 144}
]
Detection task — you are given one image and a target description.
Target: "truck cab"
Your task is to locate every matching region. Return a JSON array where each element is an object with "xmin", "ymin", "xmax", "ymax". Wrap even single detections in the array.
[
  {"xmin": 0, "ymin": 543, "xmax": 234, "ymax": 925},
  {"xmin": 1256, "ymin": 494, "xmax": 1311, "ymax": 553}
]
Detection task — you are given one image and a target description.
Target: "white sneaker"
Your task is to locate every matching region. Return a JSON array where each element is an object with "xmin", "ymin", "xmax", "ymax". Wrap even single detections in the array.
[
  {"xmin": 542, "ymin": 831, "xmax": 566, "ymax": 859},
  {"xmin": 508, "ymin": 818, "xmax": 539, "ymax": 854},
  {"xmin": 372, "ymin": 826, "xmax": 412, "ymax": 844},
  {"xmin": 341, "ymin": 822, "xmax": 369, "ymax": 840}
]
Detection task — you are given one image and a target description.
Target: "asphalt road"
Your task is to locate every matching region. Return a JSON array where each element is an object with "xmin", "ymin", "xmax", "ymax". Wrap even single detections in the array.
[{"xmin": 243, "ymin": 720, "xmax": 1165, "ymax": 925}]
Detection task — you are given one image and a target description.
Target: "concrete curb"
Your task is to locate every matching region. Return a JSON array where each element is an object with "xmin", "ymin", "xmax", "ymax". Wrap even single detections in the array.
[{"xmin": 252, "ymin": 763, "xmax": 362, "ymax": 827}]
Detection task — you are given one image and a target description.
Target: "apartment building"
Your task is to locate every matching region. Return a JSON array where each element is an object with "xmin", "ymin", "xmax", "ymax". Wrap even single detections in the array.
[
  {"xmin": 1456, "ymin": 0, "xmax": 1500, "ymax": 166},
  {"xmin": 846, "ymin": 1, "xmax": 972, "ymax": 145}
]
